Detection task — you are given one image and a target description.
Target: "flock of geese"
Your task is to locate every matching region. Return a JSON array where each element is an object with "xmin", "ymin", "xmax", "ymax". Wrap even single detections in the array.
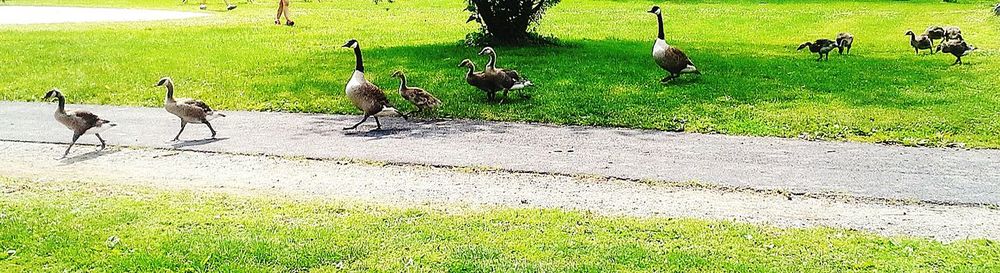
[
  {"xmin": 796, "ymin": 25, "xmax": 977, "ymax": 64},
  {"xmin": 40, "ymin": 5, "xmax": 984, "ymax": 158}
]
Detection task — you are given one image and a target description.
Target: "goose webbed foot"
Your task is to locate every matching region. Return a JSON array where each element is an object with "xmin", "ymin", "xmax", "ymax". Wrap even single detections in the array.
[{"xmin": 660, "ymin": 74, "xmax": 678, "ymax": 84}]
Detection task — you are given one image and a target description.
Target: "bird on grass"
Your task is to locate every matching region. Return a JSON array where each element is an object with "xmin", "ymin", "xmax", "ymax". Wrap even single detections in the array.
[
  {"xmin": 391, "ymin": 70, "xmax": 441, "ymax": 115},
  {"xmin": 648, "ymin": 6, "xmax": 699, "ymax": 83},
  {"xmin": 797, "ymin": 39, "xmax": 839, "ymax": 61}
]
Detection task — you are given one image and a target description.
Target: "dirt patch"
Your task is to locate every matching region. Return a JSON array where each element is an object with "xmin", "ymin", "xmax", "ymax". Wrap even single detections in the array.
[{"xmin": 2, "ymin": 140, "xmax": 998, "ymax": 242}]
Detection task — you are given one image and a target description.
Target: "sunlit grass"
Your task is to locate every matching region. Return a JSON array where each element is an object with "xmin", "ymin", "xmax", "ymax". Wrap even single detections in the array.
[
  {"xmin": 2, "ymin": 177, "xmax": 998, "ymax": 271},
  {"xmin": 1, "ymin": 0, "xmax": 998, "ymax": 147}
]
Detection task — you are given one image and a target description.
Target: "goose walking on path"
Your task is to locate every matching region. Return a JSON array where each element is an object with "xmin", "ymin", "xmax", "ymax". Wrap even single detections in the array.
[
  {"xmin": 43, "ymin": 89, "xmax": 116, "ymax": 158},
  {"xmin": 341, "ymin": 39, "xmax": 407, "ymax": 131},
  {"xmin": 478, "ymin": 47, "xmax": 532, "ymax": 103},
  {"xmin": 155, "ymin": 77, "xmax": 225, "ymax": 141},
  {"xmin": 391, "ymin": 70, "xmax": 441, "ymax": 115}
]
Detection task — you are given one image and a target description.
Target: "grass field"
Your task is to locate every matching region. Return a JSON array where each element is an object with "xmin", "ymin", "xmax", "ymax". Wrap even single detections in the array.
[
  {"xmin": 0, "ymin": 177, "xmax": 997, "ymax": 272},
  {"xmin": 1, "ymin": 0, "xmax": 999, "ymax": 147}
]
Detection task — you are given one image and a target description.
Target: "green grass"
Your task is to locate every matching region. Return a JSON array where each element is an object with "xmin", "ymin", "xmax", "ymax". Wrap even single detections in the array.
[
  {"xmin": 1, "ymin": 177, "xmax": 998, "ymax": 272},
  {"xmin": 1, "ymin": 0, "xmax": 999, "ymax": 147}
]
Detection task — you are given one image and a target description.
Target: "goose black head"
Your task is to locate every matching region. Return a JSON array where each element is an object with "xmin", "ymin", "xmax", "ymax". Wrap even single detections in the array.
[
  {"xmin": 647, "ymin": 6, "xmax": 661, "ymax": 15},
  {"xmin": 155, "ymin": 77, "xmax": 172, "ymax": 87},
  {"xmin": 391, "ymin": 70, "xmax": 404, "ymax": 78},
  {"xmin": 796, "ymin": 42, "xmax": 811, "ymax": 51},
  {"xmin": 466, "ymin": 14, "xmax": 479, "ymax": 23},
  {"xmin": 42, "ymin": 88, "xmax": 62, "ymax": 101},
  {"xmin": 342, "ymin": 39, "xmax": 359, "ymax": 49},
  {"xmin": 904, "ymin": 30, "xmax": 915, "ymax": 36},
  {"xmin": 477, "ymin": 47, "xmax": 494, "ymax": 56},
  {"xmin": 458, "ymin": 59, "xmax": 474, "ymax": 68}
]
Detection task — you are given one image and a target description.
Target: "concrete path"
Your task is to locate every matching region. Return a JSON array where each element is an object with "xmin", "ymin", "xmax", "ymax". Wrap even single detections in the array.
[
  {"xmin": 0, "ymin": 6, "xmax": 205, "ymax": 25},
  {"xmin": 2, "ymin": 101, "xmax": 999, "ymax": 205}
]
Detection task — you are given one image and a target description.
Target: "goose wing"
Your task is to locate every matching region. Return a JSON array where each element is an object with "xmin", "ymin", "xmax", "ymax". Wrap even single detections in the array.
[
  {"xmin": 660, "ymin": 47, "xmax": 694, "ymax": 72},
  {"xmin": 70, "ymin": 110, "xmax": 102, "ymax": 128},
  {"xmin": 350, "ymin": 81, "xmax": 393, "ymax": 114},
  {"xmin": 403, "ymin": 87, "xmax": 441, "ymax": 108},
  {"xmin": 179, "ymin": 98, "xmax": 214, "ymax": 113}
]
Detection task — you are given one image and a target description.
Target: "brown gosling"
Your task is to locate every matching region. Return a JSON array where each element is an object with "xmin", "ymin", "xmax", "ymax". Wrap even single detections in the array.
[
  {"xmin": 341, "ymin": 39, "xmax": 407, "ymax": 131},
  {"xmin": 390, "ymin": 70, "xmax": 441, "ymax": 115},
  {"xmin": 458, "ymin": 59, "xmax": 501, "ymax": 101},
  {"xmin": 937, "ymin": 39, "xmax": 976, "ymax": 65},
  {"xmin": 648, "ymin": 6, "xmax": 699, "ymax": 83},
  {"xmin": 905, "ymin": 30, "xmax": 933, "ymax": 55},
  {"xmin": 43, "ymin": 89, "xmax": 116, "ymax": 158},
  {"xmin": 477, "ymin": 47, "xmax": 532, "ymax": 103},
  {"xmin": 155, "ymin": 77, "xmax": 225, "ymax": 141},
  {"xmin": 797, "ymin": 39, "xmax": 839, "ymax": 61},
  {"xmin": 836, "ymin": 32, "xmax": 854, "ymax": 55}
]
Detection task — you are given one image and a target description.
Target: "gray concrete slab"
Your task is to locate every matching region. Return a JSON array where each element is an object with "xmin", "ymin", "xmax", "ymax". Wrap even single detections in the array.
[{"xmin": 2, "ymin": 101, "xmax": 999, "ymax": 205}]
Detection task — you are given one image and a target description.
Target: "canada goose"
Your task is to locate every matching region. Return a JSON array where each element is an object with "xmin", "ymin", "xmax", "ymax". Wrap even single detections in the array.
[
  {"xmin": 477, "ymin": 47, "xmax": 532, "ymax": 103},
  {"xmin": 42, "ymin": 89, "xmax": 116, "ymax": 158},
  {"xmin": 905, "ymin": 30, "xmax": 933, "ymax": 55},
  {"xmin": 835, "ymin": 32, "xmax": 854, "ymax": 55},
  {"xmin": 155, "ymin": 77, "xmax": 225, "ymax": 141},
  {"xmin": 390, "ymin": 70, "xmax": 441, "ymax": 115},
  {"xmin": 648, "ymin": 6, "xmax": 699, "ymax": 83},
  {"xmin": 994, "ymin": 3, "xmax": 1000, "ymax": 16},
  {"xmin": 341, "ymin": 39, "xmax": 406, "ymax": 130},
  {"xmin": 797, "ymin": 39, "xmax": 839, "ymax": 61},
  {"xmin": 937, "ymin": 39, "xmax": 976, "ymax": 65},
  {"xmin": 458, "ymin": 59, "xmax": 501, "ymax": 101},
  {"xmin": 943, "ymin": 26, "xmax": 962, "ymax": 41},
  {"xmin": 924, "ymin": 26, "xmax": 945, "ymax": 45}
]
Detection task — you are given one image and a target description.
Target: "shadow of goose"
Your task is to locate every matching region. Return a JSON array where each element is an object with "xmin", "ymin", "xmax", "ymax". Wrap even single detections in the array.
[
  {"xmin": 59, "ymin": 148, "xmax": 120, "ymax": 165},
  {"xmin": 171, "ymin": 137, "xmax": 229, "ymax": 149}
]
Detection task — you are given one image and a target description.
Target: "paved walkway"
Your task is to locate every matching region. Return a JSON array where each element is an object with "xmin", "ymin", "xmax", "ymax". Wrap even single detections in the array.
[
  {"xmin": 0, "ymin": 6, "xmax": 206, "ymax": 25},
  {"xmin": 2, "ymin": 101, "xmax": 998, "ymax": 205}
]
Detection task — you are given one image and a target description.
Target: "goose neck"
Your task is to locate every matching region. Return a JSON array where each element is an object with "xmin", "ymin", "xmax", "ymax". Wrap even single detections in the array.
[
  {"xmin": 353, "ymin": 46, "xmax": 365, "ymax": 73},
  {"xmin": 656, "ymin": 13, "xmax": 665, "ymax": 40}
]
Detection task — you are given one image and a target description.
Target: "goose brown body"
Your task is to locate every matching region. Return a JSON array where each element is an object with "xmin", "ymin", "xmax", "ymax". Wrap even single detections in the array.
[
  {"xmin": 905, "ymin": 30, "xmax": 933, "ymax": 54},
  {"xmin": 392, "ymin": 71, "xmax": 441, "ymax": 113},
  {"xmin": 43, "ymin": 89, "xmax": 115, "ymax": 158},
  {"xmin": 937, "ymin": 39, "xmax": 976, "ymax": 65},
  {"xmin": 156, "ymin": 77, "xmax": 224, "ymax": 140},
  {"xmin": 478, "ymin": 47, "xmax": 532, "ymax": 102},
  {"xmin": 459, "ymin": 59, "xmax": 500, "ymax": 100},
  {"xmin": 341, "ymin": 39, "xmax": 405, "ymax": 130},
  {"xmin": 836, "ymin": 32, "xmax": 854, "ymax": 55},
  {"xmin": 797, "ymin": 39, "xmax": 839, "ymax": 61},
  {"xmin": 648, "ymin": 6, "xmax": 699, "ymax": 82}
]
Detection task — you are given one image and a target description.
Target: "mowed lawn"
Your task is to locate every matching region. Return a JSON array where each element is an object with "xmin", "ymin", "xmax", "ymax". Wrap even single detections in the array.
[
  {"xmin": 0, "ymin": 177, "xmax": 996, "ymax": 272},
  {"xmin": 1, "ymin": 0, "xmax": 999, "ymax": 147}
]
